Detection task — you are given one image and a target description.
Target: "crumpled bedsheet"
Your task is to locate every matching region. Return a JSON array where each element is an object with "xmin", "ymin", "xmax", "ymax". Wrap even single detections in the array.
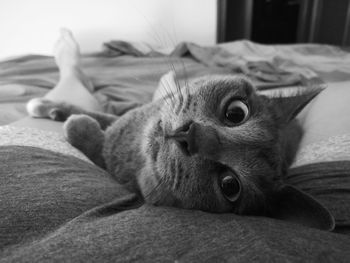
[{"xmin": 0, "ymin": 40, "xmax": 349, "ymax": 124}]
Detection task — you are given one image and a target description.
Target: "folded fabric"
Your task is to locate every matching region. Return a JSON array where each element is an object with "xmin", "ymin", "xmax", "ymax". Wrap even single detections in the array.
[{"xmin": 1, "ymin": 146, "xmax": 350, "ymax": 262}]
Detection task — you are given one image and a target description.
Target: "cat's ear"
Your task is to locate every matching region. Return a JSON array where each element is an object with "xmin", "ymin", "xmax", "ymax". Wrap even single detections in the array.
[
  {"xmin": 153, "ymin": 71, "xmax": 178, "ymax": 102},
  {"xmin": 268, "ymin": 185, "xmax": 335, "ymax": 231},
  {"xmin": 269, "ymin": 88, "xmax": 323, "ymax": 123}
]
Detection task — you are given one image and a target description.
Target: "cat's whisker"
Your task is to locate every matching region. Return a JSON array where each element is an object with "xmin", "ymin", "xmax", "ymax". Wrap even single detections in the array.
[
  {"xmin": 162, "ymin": 29, "xmax": 187, "ymax": 107},
  {"xmin": 142, "ymin": 179, "xmax": 165, "ymax": 201},
  {"xmin": 163, "ymin": 77, "xmax": 177, "ymax": 110},
  {"xmin": 171, "ymin": 54, "xmax": 190, "ymax": 113},
  {"xmin": 128, "ymin": 1, "xmax": 173, "ymax": 50},
  {"xmin": 178, "ymin": 67, "xmax": 186, "ymax": 112},
  {"xmin": 177, "ymin": 54, "xmax": 189, "ymax": 89},
  {"xmin": 158, "ymin": 78, "xmax": 173, "ymax": 108},
  {"xmin": 176, "ymin": 75, "xmax": 185, "ymax": 112},
  {"xmin": 167, "ymin": 64, "xmax": 184, "ymax": 113},
  {"xmin": 162, "ymin": 95, "xmax": 171, "ymax": 108},
  {"xmin": 169, "ymin": 59, "xmax": 188, "ymax": 111},
  {"xmin": 168, "ymin": 78, "xmax": 178, "ymax": 108},
  {"xmin": 126, "ymin": 3, "xmax": 186, "ymax": 109},
  {"xmin": 172, "ymin": 159, "xmax": 179, "ymax": 191},
  {"xmin": 174, "ymin": 160, "xmax": 184, "ymax": 191},
  {"xmin": 128, "ymin": 9, "xmax": 187, "ymax": 114},
  {"xmin": 176, "ymin": 63, "xmax": 191, "ymax": 112},
  {"xmin": 126, "ymin": 0, "xmax": 190, "ymax": 115},
  {"xmin": 164, "ymin": 17, "xmax": 190, "ymax": 90},
  {"xmin": 183, "ymin": 84, "xmax": 191, "ymax": 111},
  {"xmin": 162, "ymin": 61, "xmax": 183, "ymax": 108},
  {"xmin": 126, "ymin": 4, "xmax": 172, "ymax": 67}
]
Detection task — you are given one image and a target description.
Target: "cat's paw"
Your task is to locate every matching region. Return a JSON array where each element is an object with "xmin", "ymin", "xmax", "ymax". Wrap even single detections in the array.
[
  {"xmin": 63, "ymin": 114, "xmax": 105, "ymax": 167},
  {"xmin": 63, "ymin": 114, "xmax": 101, "ymax": 141},
  {"xmin": 26, "ymin": 98, "xmax": 70, "ymax": 121}
]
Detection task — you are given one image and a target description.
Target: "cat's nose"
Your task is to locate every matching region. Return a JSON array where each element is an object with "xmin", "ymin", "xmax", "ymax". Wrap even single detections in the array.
[{"xmin": 167, "ymin": 122, "xmax": 198, "ymax": 156}]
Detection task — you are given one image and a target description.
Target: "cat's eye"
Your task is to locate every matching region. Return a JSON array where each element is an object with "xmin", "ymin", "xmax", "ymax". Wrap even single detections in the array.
[
  {"xmin": 220, "ymin": 174, "xmax": 241, "ymax": 203},
  {"xmin": 224, "ymin": 100, "xmax": 249, "ymax": 126}
]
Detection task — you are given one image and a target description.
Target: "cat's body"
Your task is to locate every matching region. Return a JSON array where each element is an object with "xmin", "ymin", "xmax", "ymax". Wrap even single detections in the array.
[{"xmin": 27, "ymin": 73, "xmax": 335, "ymax": 230}]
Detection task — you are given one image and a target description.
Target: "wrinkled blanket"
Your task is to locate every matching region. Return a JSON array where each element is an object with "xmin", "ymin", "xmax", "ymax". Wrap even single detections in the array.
[
  {"xmin": 1, "ymin": 40, "xmax": 350, "ymax": 124},
  {"xmin": 0, "ymin": 146, "xmax": 349, "ymax": 262}
]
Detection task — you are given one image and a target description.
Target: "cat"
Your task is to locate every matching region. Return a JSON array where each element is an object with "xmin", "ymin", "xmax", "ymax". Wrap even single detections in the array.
[{"xmin": 27, "ymin": 72, "xmax": 335, "ymax": 231}]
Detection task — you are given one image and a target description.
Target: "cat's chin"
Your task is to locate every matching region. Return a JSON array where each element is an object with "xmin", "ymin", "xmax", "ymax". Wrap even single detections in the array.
[{"xmin": 137, "ymin": 166, "xmax": 182, "ymax": 207}]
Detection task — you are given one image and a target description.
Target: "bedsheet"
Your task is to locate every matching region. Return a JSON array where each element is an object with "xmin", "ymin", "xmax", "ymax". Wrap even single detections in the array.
[{"xmin": 1, "ymin": 40, "xmax": 350, "ymax": 125}]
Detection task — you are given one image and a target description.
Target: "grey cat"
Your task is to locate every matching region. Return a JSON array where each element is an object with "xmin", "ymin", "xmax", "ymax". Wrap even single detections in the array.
[{"xmin": 27, "ymin": 73, "xmax": 335, "ymax": 231}]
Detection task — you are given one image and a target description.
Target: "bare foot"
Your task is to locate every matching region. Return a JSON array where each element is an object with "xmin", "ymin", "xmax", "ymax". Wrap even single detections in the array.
[
  {"xmin": 54, "ymin": 28, "xmax": 81, "ymax": 76},
  {"xmin": 41, "ymin": 29, "xmax": 102, "ymax": 112}
]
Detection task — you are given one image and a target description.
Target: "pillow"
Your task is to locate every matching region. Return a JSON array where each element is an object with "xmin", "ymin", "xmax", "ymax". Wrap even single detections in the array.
[
  {"xmin": 3, "ymin": 195, "xmax": 350, "ymax": 262},
  {"xmin": 0, "ymin": 146, "xmax": 128, "ymax": 249},
  {"xmin": 296, "ymin": 81, "xmax": 350, "ymax": 162}
]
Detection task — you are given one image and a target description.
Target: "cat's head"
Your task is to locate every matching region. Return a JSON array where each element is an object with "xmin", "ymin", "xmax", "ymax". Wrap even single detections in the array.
[{"xmin": 139, "ymin": 72, "xmax": 334, "ymax": 231}]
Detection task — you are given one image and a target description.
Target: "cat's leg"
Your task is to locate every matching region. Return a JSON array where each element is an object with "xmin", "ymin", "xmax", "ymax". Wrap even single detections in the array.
[
  {"xmin": 27, "ymin": 99, "xmax": 117, "ymax": 130},
  {"xmin": 63, "ymin": 114, "xmax": 106, "ymax": 168}
]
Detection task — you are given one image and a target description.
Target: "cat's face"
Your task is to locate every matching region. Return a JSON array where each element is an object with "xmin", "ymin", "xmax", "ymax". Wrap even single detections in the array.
[
  {"xmin": 140, "ymin": 75, "xmax": 284, "ymax": 214},
  {"xmin": 138, "ymin": 73, "xmax": 334, "ymax": 230}
]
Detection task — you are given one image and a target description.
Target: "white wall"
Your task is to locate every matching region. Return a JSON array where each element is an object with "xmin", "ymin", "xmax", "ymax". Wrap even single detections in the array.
[{"xmin": 0, "ymin": 0, "xmax": 217, "ymax": 59}]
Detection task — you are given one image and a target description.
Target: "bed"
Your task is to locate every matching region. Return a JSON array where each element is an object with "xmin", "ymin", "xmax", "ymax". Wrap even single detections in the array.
[{"xmin": 0, "ymin": 40, "xmax": 350, "ymax": 262}]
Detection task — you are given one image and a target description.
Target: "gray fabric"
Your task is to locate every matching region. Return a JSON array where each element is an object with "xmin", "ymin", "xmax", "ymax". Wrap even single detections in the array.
[
  {"xmin": 0, "ymin": 146, "xmax": 129, "ymax": 250},
  {"xmin": 0, "ymin": 47, "xmax": 231, "ymax": 121},
  {"xmin": 287, "ymin": 162, "xmax": 350, "ymax": 235},
  {"xmin": 0, "ymin": 40, "xmax": 325, "ymax": 124},
  {"xmin": 1, "ymin": 146, "xmax": 350, "ymax": 262}
]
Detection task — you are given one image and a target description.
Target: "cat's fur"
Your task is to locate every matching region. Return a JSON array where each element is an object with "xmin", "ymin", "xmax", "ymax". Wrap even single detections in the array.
[{"xmin": 27, "ymin": 73, "xmax": 335, "ymax": 230}]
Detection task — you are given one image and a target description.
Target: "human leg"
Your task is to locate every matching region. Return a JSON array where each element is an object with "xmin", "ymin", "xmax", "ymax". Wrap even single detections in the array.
[
  {"xmin": 42, "ymin": 28, "xmax": 102, "ymax": 112},
  {"xmin": 11, "ymin": 29, "xmax": 102, "ymax": 134}
]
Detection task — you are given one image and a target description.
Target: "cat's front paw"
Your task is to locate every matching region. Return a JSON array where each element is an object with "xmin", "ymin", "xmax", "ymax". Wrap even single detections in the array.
[
  {"xmin": 26, "ymin": 98, "xmax": 70, "ymax": 121},
  {"xmin": 63, "ymin": 114, "xmax": 105, "ymax": 167}
]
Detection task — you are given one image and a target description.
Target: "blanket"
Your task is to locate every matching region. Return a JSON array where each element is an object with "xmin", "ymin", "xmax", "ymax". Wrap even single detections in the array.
[{"xmin": 0, "ymin": 146, "xmax": 349, "ymax": 262}]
